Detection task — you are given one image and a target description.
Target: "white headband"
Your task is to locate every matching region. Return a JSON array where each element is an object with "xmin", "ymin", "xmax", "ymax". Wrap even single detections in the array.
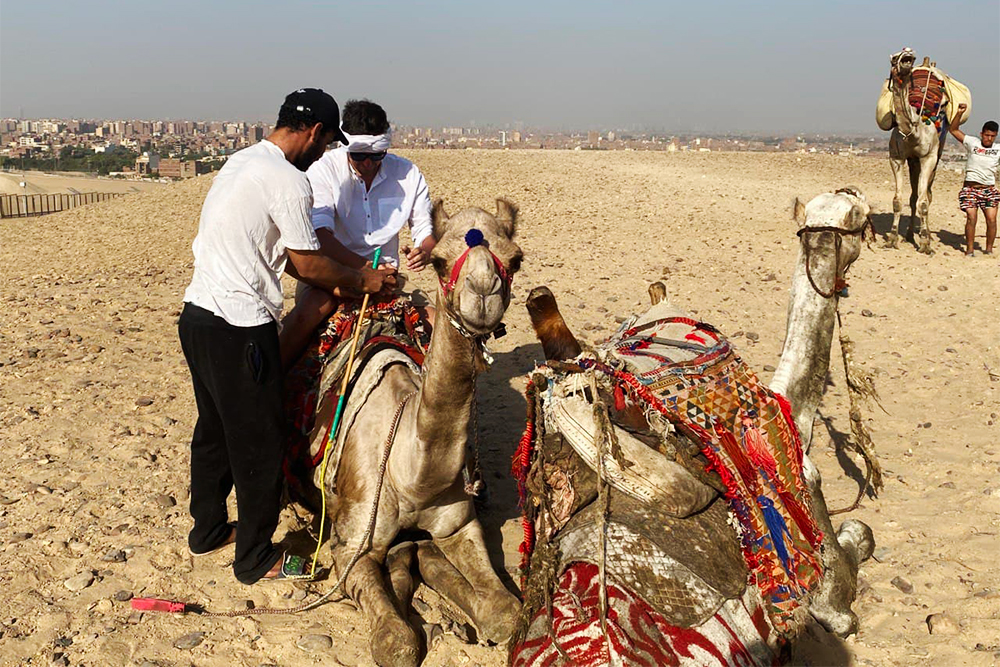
[{"xmin": 343, "ymin": 130, "xmax": 392, "ymax": 153}]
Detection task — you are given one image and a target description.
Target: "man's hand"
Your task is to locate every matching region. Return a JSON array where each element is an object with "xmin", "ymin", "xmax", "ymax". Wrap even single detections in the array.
[
  {"xmin": 402, "ymin": 244, "xmax": 432, "ymax": 272},
  {"xmin": 950, "ymin": 104, "xmax": 968, "ymax": 142},
  {"xmin": 358, "ymin": 264, "xmax": 398, "ymax": 294}
]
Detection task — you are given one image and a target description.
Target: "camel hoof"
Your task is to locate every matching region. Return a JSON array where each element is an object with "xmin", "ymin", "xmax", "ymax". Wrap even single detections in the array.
[
  {"xmin": 475, "ymin": 590, "xmax": 521, "ymax": 644},
  {"xmin": 370, "ymin": 615, "xmax": 421, "ymax": 667},
  {"xmin": 883, "ymin": 232, "xmax": 899, "ymax": 249},
  {"xmin": 918, "ymin": 242, "xmax": 934, "ymax": 255},
  {"xmin": 837, "ymin": 519, "xmax": 875, "ymax": 564}
]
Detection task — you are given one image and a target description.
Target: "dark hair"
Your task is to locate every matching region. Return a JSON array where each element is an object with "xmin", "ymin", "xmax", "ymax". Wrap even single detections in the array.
[
  {"xmin": 275, "ymin": 104, "xmax": 320, "ymax": 132},
  {"xmin": 984, "ymin": 120, "xmax": 999, "ymax": 133},
  {"xmin": 341, "ymin": 100, "xmax": 389, "ymax": 135}
]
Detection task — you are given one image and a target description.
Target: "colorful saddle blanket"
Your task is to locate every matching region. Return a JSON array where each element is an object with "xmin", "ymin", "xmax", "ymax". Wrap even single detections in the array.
[
  {"xmin": 514, "ymin": 303, "xmax": 824, "ymax": 638},
  {"xmin": 283, "ymin": 296, "xmax": 429, "ymax": 499}
]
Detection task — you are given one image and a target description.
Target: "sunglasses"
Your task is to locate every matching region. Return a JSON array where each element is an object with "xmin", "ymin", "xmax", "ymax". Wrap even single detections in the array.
[{"xmin": 349, "ymin": 151, "xmax": 387, "ymax": 163}]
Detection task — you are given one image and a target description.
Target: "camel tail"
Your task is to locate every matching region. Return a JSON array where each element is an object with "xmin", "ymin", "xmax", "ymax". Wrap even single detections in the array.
[{"xmin": 526, "ymin": 286, "xmax": 583, "ymax": 362}]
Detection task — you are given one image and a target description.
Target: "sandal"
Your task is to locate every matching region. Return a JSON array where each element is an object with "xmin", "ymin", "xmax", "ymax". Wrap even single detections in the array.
[
  {"xmin": 260, "ymin": 552, "xmax": 312, "ymax": 581},
  {"xmin": 188, "ymin": 522, "xmax": 237, "ymax": 557}
]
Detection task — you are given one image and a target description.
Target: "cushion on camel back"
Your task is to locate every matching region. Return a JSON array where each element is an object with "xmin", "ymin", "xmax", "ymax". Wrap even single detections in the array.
[{"xmin": 908, "ymin": 68, "xmax": 945, "ymax": 117}]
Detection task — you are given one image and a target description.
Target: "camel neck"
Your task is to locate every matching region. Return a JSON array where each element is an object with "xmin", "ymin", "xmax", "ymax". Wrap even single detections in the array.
[
  {"xmin": 769, "ymin": 254, "xmax": 838, "ymax": 450},
  {"xmin": 891, "ymin": 78, "xmax": 918, "ymax": 135},
  {"xmin": 407, "ymin": 295, "xmax": 478, "ymax": 495}
]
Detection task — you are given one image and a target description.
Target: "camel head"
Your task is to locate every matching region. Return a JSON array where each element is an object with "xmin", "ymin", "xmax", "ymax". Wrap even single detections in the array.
[
  {"xmin": 792, "ymin": 187, "xmax": 872, "ymax": 297},
  {"xmin": 890, "ymin": 47, "xmax": 916, "ymax": 82},
  {"xmin": 431, "ymin": 198, "xmax": 523, "ymax": 336}
]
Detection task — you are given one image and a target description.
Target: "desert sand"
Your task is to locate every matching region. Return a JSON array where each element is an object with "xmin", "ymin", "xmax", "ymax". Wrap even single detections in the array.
[{"xmin": 1, "ymin": 149, "xmax": 998, "ymax": 667}]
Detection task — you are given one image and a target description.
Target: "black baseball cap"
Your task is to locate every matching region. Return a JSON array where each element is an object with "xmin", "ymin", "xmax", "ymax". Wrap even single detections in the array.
[{"xmin": 281, "ymin": 88, "xmax": 349, "ymax": 145}]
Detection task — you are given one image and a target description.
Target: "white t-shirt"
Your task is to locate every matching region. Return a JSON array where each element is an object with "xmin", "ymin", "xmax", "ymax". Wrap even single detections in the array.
[
  {"xmin": 306, "ymin": 148, "xmax": 433, "ymax": 267},
  {"xmin": 963, "ymin": 135, "xmax": 1000, "ymax": 186},
  {"xmin": 183, "ymin": 140, "xmax": 320, "ymax": 327}
]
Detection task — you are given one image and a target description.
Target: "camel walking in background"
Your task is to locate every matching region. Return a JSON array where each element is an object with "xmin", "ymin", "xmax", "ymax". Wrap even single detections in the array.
[
  {"xmin": 879, "ymin": 49, "xmax": 971, "ymax": 253},
  {"xmin": 511, "ymin": 188, "xmax": 876, "ymax": 665},
  {"xmin": 293, "ymin": 200, "xmax": 523, "ymax": 667}
]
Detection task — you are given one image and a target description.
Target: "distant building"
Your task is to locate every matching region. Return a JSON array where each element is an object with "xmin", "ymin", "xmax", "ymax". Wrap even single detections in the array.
[
  {"xmin": 587, "ymin": 130, "xmax": 599, "ymax": 146},
  {"xmin": 158, "ymin": 158, "xmax": 198, "ymax": 179},
  {"xmin": 511, "ymin": 130, "xmax": 522, "ymax": 143},
  {"xmin": 245, "ymin": 125, "xmax": 263, "ymax": 143},
  {"xmin": 135, "ymin": 152, "xmax": 160, "ymax": 176}
]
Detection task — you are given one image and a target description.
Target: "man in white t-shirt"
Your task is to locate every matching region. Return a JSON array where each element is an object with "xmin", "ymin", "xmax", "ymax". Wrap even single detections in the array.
[
  {"xmin": 179, "ymin": 89, "xmax": 396, "ymax": 584},
  {"xmin": 949, "ymin": 105, "xmax": 999, "ymax": 256},
  {"xmin": 279, "ymin": 99, "xmax": 436, "ymax": 367}
]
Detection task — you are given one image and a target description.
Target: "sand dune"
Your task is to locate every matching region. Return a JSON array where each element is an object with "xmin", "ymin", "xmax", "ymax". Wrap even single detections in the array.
[
  {"xmin": 0, "ymin": 171, "xmax": 165, "ymax": 197},
  {"xmin": 1, "ymin": 150, "xmax": 998, "ymax": 667}
]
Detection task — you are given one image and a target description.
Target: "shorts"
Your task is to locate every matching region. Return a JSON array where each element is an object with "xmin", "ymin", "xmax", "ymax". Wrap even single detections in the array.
[{"xmin": 959, "ymin": 185, "xmax": 1000, "ymax": 211}]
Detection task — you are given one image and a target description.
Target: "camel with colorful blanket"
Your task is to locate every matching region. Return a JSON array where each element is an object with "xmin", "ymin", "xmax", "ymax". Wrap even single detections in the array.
[
  {"xmin": 285, "ymin": 200, "xmax": 523, "ymax": 667},
  {"xmin": 876, "ymin": 47, "xmax": 972, "ymax": 253},
  {"xmin": 510, "ymin": 188, "xmax": 878, "ymax": 666}
]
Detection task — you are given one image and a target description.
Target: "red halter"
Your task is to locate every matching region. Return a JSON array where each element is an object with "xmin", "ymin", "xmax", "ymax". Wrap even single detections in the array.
[{"xmin": 440, "ymin": 229, "xmax": 511, "ymax": 298}]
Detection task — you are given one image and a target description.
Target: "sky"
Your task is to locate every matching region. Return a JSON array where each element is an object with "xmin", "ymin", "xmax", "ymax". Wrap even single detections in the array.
[{"xmin": 1, "ymin": 0, "xmax": 997, "ymax": 134}]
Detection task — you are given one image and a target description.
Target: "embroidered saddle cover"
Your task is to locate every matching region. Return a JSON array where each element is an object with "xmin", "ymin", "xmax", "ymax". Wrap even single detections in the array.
[
  {"xmin": 512, "ymin": 302, "xmax": 824, "ymax": 651},
  {"xmin": 283, "ymin": 296, "xmax": 429, "ymax": 500}
]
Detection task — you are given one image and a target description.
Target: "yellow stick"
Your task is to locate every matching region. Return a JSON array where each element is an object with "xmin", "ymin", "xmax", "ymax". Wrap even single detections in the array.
[{"xmin": 311, "ymin": 248, "xmax": 382, "ymax": 577}]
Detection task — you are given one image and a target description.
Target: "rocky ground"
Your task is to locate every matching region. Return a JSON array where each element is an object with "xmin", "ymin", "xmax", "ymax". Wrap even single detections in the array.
[{"xmin": 1, "ymin": 150, "xmax": 998, "ymax": 667}]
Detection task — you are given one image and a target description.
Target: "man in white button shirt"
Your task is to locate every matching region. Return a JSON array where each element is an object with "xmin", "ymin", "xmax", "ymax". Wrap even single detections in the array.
[
  {"xmin": 279, "ymin": 99, "xmax": 436, "ymax": 367},
  {"xmin": 179, "ymin": 89, "xmax": 396, "ymax": 584}
]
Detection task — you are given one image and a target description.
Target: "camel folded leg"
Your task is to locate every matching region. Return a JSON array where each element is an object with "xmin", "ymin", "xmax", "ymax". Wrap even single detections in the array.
[
  {"xmin": 802, "ymin": 454, "xmax": 874, "ymax": 637},
  {"xmin": 424, "ymin": 520, "xmax": 520, "ymax": 644},
  {"xmin": 341, "ymin": 551, "xmax": 421, "ymax": 667}
]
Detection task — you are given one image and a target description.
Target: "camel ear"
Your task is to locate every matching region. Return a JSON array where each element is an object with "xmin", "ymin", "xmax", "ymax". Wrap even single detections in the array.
[
  {"xmin": 793, "ymin": 197, "xmax": 807, "ymax": 225},
  {"xmin": 844, "ymin": 203, "xmax": 867, "ymax": 228},
  {"xmin": 431, "ymin": 199, "xmax": 449, "ymax": 241},
  {"xmin": 494, "ymin": 198, "xmax": 518, "ymax": 238}
]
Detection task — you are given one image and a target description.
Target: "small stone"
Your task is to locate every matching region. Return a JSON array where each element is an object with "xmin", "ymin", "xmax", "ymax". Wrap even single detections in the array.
[
  {"xmin": 127, "ymin": 611, "xmax": 143, "ymax": 625},
  {"xmin": 872, "ymin": 546, "xmax": 892, "ymax": 561},
  {"xmin": 296, "ymin": 634, "xmax": 333, "ymax": 653},
  {"xmin": 891, "ymin": 576, "xmax": 914, "ymax": 594},
  {"xmin": 113, "ymin": 590, "xmax": 132, "ymax": 602},
  {"xmin": 64, "ymin": 572, "xmax": 94, "ymax": 592},
  {"xmin": 102, "ymin": 549, "xmax": 126, "ymax": 563},
  {"xmin": 93, "ymin": 599, "xmax": 113, "ymax": 615},
  {"xmin": 154, "ymin": 494, "xmax": 176, "ymax": 509},
  {"xmin": 172, "ymin": 631, "xmax": 205, "ymax": 650},
  {"xmin": 861, "ymin": 309, "xmax": 874, "ymax": 317},
  {"xmin": 926, "ymin": 612, "xmax": 959, "ymax": 635},
  {"xmin": 290, "ymin": 589, "xmax": 307, "ymax": 601},
  {"xmin": 157, "ymin": 416, "xmax": 177, "ymax": 427},
  {"xmin": 937, "ymin": 285, "xmax": 948, "ymax": 292},
  {"xmin": 763, "ymin": 364, "xmax": 776, "ymax": 372},
  {"xmin": 50, "ymin": 653, "xmax": 69, "ymax": 667},
  {"xmin": 945, "ymin": 347, "xmax": 956, "ymax": 353},
  {"xmin": 9, "ymin": 532, "xmax": 32, "ymax": 543},
  {"xmin": 0, "ymin": 495, "xmax": 19, "ymax": 505},
  {"xmin": 745, "ymin": 332, "xmax": 760, "ymax": 341},
  {"xmin": 135, "ymin": 396, "xmax": 154, "ymax": 407},
  {"xmin": 939, "ymin": 481, "xmax": 955, "ymax": 489},
  {"xmin": 922, "ymin": 422, "xmax": 931, "ymax": 429}
]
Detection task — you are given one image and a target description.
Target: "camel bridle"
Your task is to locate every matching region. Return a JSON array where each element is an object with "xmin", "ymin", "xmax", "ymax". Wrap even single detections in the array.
[{"xmin": 797, "ymin": 196, "xmax": 872, "ymax": 299}]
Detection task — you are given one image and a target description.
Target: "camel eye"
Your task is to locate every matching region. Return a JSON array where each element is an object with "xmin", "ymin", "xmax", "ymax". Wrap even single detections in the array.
[{"xmin": 508, "ymin": 254, "xmax": 523, "ymax": 273}]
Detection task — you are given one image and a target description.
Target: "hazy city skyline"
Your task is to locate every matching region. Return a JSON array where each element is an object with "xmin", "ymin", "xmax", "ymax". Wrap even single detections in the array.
[{"xmin": 2, "ymin": 0, "xmax": 997, "ymax": 134}]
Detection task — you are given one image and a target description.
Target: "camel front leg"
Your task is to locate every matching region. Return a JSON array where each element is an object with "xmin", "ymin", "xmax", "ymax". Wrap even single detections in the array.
[
  {"xmin": 341, "ymin": 551, "xmax": 421, "ymax": 667},
  {"xmin": 886, "ymin": 157, "xmax": 906, "ymax": 248},
  {"xmin": 914, "ymin": 153, "xmax": 937, "ymax": 254},
  {"xmin": 801, "ymin": 454, "xmax": 873, "ymax": 637},
  {"xmin": 426, "ymin": 519, "xmax": 520, "ymax": 644}
]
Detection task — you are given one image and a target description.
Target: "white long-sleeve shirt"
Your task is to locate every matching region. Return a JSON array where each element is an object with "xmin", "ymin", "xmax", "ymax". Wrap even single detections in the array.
[{"xmin": 306, "ymin": 148, "xmax": 433, "ymax": 267}]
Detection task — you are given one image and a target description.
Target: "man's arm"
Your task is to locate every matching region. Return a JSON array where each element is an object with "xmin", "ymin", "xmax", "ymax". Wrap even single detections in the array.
[
  {"xmin": 949, "ymin": 103, "xmax": 968, "ymax": 143},
  {"xmin": 316, "ymin": 227, "xmax": 368, "ymax": 269},
  {"xmin": 402, "ymin": 170, "xmax": 436, "ymax": 272},
  {"xmin": 286, "ymin": 249, "xmax": 394, "ymax": 294}
]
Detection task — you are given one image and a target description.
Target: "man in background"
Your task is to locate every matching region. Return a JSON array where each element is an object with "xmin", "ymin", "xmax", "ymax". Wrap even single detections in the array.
[{"xmin": 950, "ymin": 104, "xmax": 999, "ymax": 256}]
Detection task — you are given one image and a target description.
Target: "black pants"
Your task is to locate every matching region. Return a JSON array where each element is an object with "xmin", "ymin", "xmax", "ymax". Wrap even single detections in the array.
[{"xmin": 178, "ymin": 303, "xmax": 284, "ymax": 584}]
